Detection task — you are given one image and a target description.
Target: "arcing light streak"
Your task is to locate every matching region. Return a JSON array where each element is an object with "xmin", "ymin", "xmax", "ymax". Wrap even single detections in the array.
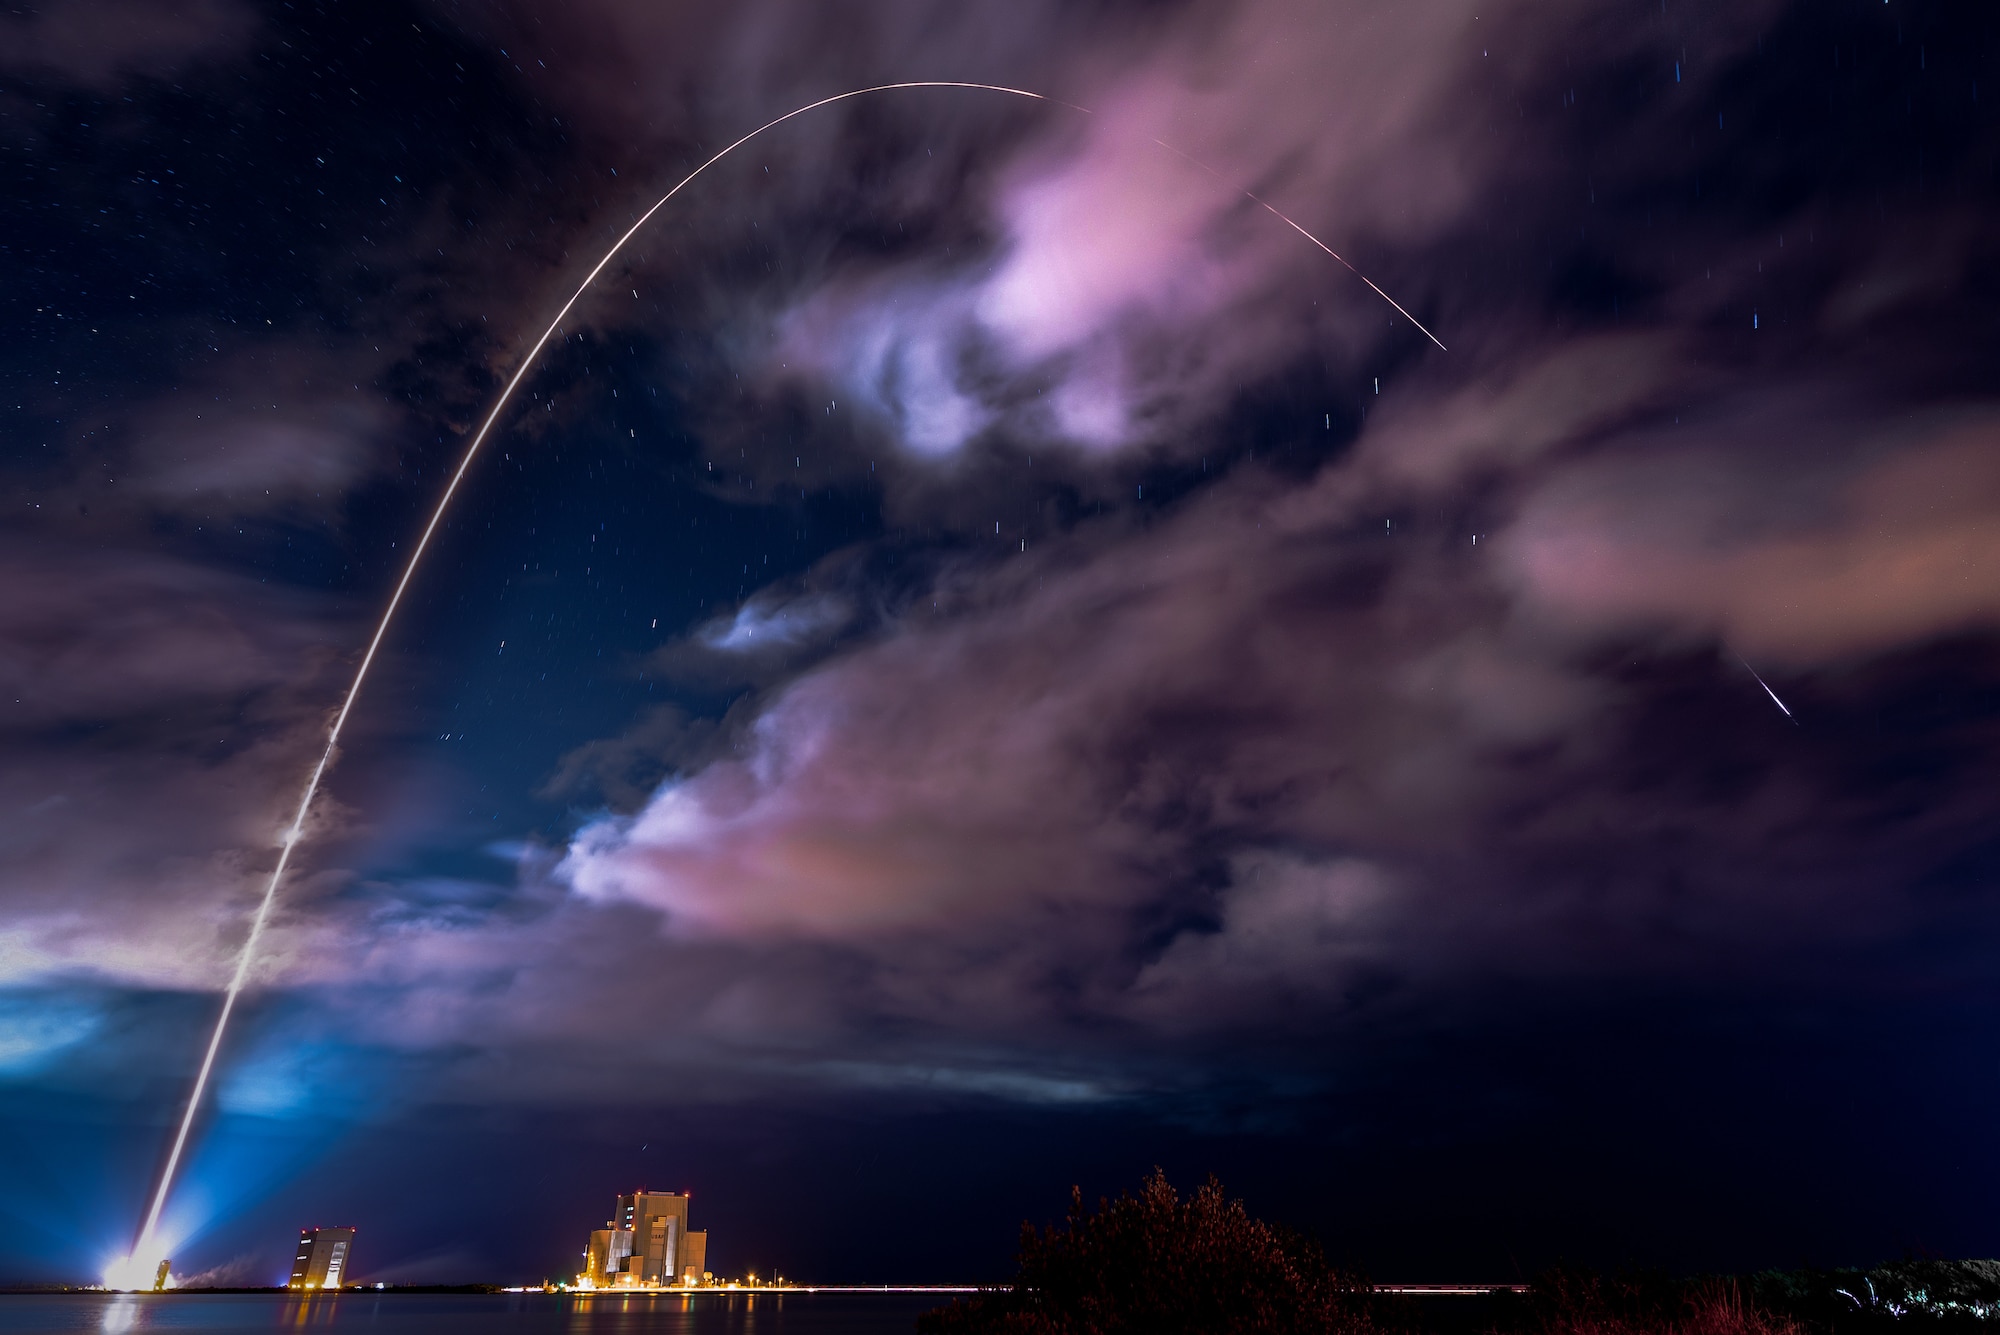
[
  {"xmin": 1248, "ymin": 199, "xmax": 1447, "ymax": 351},
  {"xmin": 134, "ymin": 80, "xmax": 1444, "ymax": 1259},
  {"xmin": 1147, "ymin": 138, "xmax": 1447, "ymax": 351}
]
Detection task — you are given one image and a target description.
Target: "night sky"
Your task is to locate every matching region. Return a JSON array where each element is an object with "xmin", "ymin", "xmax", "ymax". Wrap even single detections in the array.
[{"xmin": 3, "ymin": 0, "xmax": 1999, "ymax": 1291}]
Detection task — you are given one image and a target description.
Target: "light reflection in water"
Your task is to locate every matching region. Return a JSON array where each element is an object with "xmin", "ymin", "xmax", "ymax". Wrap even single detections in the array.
[
  {"xmin": 1, "ymin": 1290, "xmax": 945, "ymax": 1334},
  {"xmin": 284, "ymin": 1292, "xmax": 342, "ymax": 1327}
]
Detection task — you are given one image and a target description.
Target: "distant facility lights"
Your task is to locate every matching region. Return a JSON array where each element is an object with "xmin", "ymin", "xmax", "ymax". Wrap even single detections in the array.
[{"xmin": 576, "ymin": 1190, "xmax": 717, "ymax": 1290}]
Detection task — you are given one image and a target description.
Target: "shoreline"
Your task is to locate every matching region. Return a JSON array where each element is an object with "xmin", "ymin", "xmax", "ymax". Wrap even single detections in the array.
[{"xmin": 0, "ymin": 1283, "xmax": 1524, "ymax": 1297}]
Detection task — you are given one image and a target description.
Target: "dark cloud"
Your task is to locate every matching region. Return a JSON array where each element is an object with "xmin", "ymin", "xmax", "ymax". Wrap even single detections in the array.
[
  {"xmin": 0, "ymin": 536, "xmax": 358, "ymax": 995},
  {"xmin": 0, "ymin": 0, "xmax": 258, "ymax": 88},
  {"xmin": 540, "ymin": 704, "xmax": 729, "ymax": 812}
]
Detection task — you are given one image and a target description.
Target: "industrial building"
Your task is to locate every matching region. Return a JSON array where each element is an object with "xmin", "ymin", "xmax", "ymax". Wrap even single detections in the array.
[
  {"xmin": 578, "ymin": 1191, "xmax": 709, "ymax": 1288},
  {"xmin": 289, "ymin": 1226, "xmax": 357, "ymax": 1289}
]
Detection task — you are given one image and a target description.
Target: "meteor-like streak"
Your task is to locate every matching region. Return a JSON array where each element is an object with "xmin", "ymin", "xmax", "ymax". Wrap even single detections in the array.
[
  {"xmin": 1147, "ymin": 138, "xmax": 1447, "ymax": 351},
  {"xmin": 126, "ymin": 80, "xmax": 1443, "ymax": 1275},
  {"xmin": 1738, "ymin": 654, "xmax": 1796, "ymax": 721}
]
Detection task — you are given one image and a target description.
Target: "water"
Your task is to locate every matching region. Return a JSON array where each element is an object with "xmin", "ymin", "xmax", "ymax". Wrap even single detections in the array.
[{"xmin": 0, "ymin": 1292, "xmax": 948, "ymax": 1334}]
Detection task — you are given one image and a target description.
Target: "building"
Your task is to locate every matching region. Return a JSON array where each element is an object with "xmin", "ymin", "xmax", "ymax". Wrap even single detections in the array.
[
  {"xmin": 584, "ymin": 1225, "xmax": 632, "ymax": 1286},
  {"xmin": 578, "ymin": 1191, "xmax": 709, "ymax": 1288},
  {"xmin": 289, "ymin": 1227, "xmax": 357, "ymax": 1290}
]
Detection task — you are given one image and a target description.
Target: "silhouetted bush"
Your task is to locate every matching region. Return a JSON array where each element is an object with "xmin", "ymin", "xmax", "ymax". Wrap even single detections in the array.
[
  {"xmin": 1515, "ymin": 1266, "xmax": 1806, "ymax": 1335},
  {"xmin": 1749, "ymin": 1261, "xmax": 2000, "ymax": 1331},
  {"xmin": 921, "ymin": 1175, "xmax": 2000, "ymax": 1335},
  {"xmin": 917, "ymin": 1170, "xmax": 1378, "ymax": 1335}
]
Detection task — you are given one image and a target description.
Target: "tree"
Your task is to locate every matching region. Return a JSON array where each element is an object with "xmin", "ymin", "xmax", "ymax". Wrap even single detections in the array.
[{"xmin": 918, "ymin": 1170, "xmax": 1378, "ymax": 1335}]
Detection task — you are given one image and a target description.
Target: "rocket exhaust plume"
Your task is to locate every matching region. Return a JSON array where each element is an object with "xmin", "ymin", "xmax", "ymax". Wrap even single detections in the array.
[{"xmin": 129, "ymin": 81, "xmax": 1443, "ymax": 1264}]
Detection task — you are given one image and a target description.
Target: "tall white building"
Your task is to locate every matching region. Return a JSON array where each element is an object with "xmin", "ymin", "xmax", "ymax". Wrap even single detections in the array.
[{"xmin": 289, "ymin": 1226, "xmax": 356, "ymax": 1289}]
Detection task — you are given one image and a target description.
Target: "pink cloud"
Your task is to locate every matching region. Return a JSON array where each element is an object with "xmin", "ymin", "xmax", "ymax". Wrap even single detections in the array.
[
  {"xmin": 8, "ymin": 0, "xmax": 1969, "ymax": 1112},
  {"xmin": 761, "ymin": 0, "xmax": 1499, "ymax": 458},
  {"xmin": 0, "ymin": 539, "xmax": 358, "ymax": 990},
  {"xmin": 552, "ymin": 457, "xmax": 1605, "ymax": 1028},
  {"xmin": 549, "ymin": 346, "xmax": 1997, "ymax": 1049},
  {"xmin": 1503, "ymin": 408, "xmax": 2000, "ymax": 665}
]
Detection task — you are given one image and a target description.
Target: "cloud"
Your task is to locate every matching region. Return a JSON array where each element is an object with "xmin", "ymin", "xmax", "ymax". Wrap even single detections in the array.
[
  {"xmin": 776, "ymin": 279, "xmax": 998, "ymax": 458},
  {"xmin": 218, "ymin": 1043, "xmax": 376, "ymax": 1120},
  {"xmin": 125, "ymin": 382, "xmax": 392, "ymax": 519},
  {"xmin": 0, "ymin": 992, "xmax": 100, "ymax": 1075},
  {"xmin": 0, "ymin": 0, "xmax": 256, "ymax": 87},
  {"xmin": 173, "ymin": 1255, "xmax": 263, "ymax": 1289},
  {"xmin": 697, "ymin": 590, "xmax": 853, "ymax": 656},
  {"xmin": 1128, "ymin": 853, "xmax": 1397, "ymax": 1030},
  {"xmin": 0, "ymin": 540, "xmax": 340, "ymax": 726},
  {"xmin": 539, "ymin": 350, "xmax": 2000, "ymax": 1082},
  {"xmin": 7, "ymin": 0, "xmax": 1994, "ymax": 1127},
  {"xmin": 449, "ymin": 0, "xmax": 1715, "ymax": 473},
  {"xmin": 753, "ymin": 0, "xmax": 1500, "ymax": 460},
  {"xmin": 0, "ymin": 538, "xmax": 359, "ymax": 994},
  {"xmin": 1502, "ymin": 406, "xmax": 2000, "ymax": 665},
  {"xmin": 541, "ymin": 707, "xmax": 731, "ymax": 814},
  {"xmin": 542, "ymin": 453, "xmax": 1596, "ymax": 1044},
  {"xmin": 449, "ymin": 0, "xmax": 1117, "ymax": 144},
  {"xmin": 362, "ymin": 1247, "xmax": 492, "ymax": 1286}
]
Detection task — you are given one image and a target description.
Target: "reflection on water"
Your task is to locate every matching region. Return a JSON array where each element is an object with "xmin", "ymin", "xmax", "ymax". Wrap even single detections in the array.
[
  {"xmin": 7, "ymin": 1291, "xmax": 944, "ymax": 1333},
  {"xmin": 285, "ymin": 1293, "xmax": 343, "ymax": 1328}
]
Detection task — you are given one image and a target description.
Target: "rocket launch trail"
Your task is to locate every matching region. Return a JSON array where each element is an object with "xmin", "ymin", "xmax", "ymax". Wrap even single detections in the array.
[{"xmin": 127, "ymin": 80, "xmax": 1443, "ymax": 1270}]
